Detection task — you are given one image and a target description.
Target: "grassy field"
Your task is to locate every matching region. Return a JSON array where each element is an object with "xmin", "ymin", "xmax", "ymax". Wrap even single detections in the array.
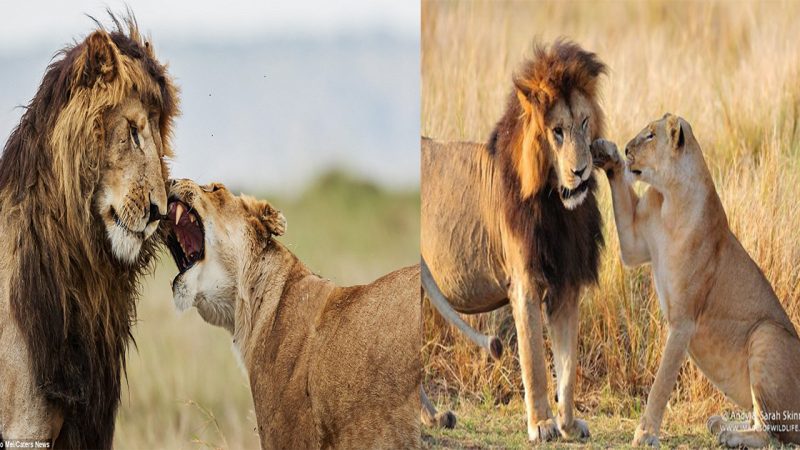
[
  {"xmin": 422, "ymin": 1, "xmax": 800, "ymax": 448},
  {"xmin": 113, "ymin": 172, "xmax": 419, "ymax": 449}
]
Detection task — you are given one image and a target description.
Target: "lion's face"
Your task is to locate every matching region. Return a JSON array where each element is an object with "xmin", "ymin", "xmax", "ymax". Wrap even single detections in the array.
[
  {"xmin": 165, "ymin": 179, "xmax": 285, "ymax": 331},
  {"xmin": 542, "ymin": 92, "xmax": 596, "ymax": 209},
  {"xmin": 95, "ymin": 97, "xmax": 169, "ymax": 264},
  {"xmin": 625, "ymin": 113, "xmax": 691, "ymax": 187}
]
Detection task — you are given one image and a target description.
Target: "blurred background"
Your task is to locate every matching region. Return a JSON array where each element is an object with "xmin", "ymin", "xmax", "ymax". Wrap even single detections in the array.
[
  {"xmin": 422, "ymin": 1, "xmax": 800, "ymax": 448},
  {"xmin": 0, "ymin": 1, "xmax": 419, "ymax": 448}
]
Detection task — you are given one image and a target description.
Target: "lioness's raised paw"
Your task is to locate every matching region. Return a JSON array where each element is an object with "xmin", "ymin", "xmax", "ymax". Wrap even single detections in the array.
[
  {"xmin": 590, "ymin": 138, "xmax": 622, "ymax": 172},
  {"xmin": 529, "ymin": 418, "xmax": 560, "ymax": 443},
  {"xmin": 632, "ymin": 424, "xmax": 660, "ymax": 447},
  {"xmin": 558, "ymin": 417, "xmax": 591, "ymax": 440}
]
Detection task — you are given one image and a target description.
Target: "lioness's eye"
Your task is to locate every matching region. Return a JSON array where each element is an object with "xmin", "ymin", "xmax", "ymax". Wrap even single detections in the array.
[
  {"xmin": 130, "ymin": 125, "xmax": 140, "ymax": 147},
  {"xmin": 582, "ymin": 117, "xmax": 589, "ymax": 131},
  {"xmin": 553, "ymin": 127, "xmax": 564, "ymax": 142},
  {"xmin": 645, "ymin": 132, "xmax": 654, "ymax": 140}
]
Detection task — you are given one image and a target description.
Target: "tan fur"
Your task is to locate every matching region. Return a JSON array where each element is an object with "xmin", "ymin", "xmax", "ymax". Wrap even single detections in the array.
[
  {"xmin": 593, "ymin": 114, "xmax": 800, "ymax": 447},
  {"xmin": 168, "ymin": 180, "xmax": 421, "ymax": 450},
  {"xmin": 421, "ymin": 41, "xmax": 606, "ymax": 443},
  {"xmin": 0, "ymin": 16, "xmax": 178, "ymax": 447}
]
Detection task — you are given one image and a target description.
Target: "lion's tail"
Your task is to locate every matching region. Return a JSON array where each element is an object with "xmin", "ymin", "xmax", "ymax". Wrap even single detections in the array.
[{"xmin": 421, "ymin": 257, "xmax": 503, "ymax": 360}]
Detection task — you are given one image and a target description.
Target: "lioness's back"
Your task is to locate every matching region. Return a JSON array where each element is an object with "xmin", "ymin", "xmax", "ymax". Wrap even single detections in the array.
[{"xmin": 311, "ymin": 265, "xmax": 421, "ymax": 448}]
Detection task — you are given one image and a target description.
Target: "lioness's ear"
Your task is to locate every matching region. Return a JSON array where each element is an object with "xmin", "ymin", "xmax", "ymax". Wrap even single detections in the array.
[
  {"xmin": 260, "ymin": 202, "xmax": 286, "ymax": 237},
  {"xmin": 74, "ymin": 31, "xmax": 120, "ymax": 88},
  {"xmin": 666, "ymin": 114, "xmax": 685, "ymax": 150}
]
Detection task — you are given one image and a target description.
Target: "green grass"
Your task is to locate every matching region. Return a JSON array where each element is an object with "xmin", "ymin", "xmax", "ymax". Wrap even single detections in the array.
[
  {"xmin": 113, "ymin": 171, "xmax": 419, "ymax": 449},
  {"xmin": 421, "ymin": 396, "xmax": 762, "ymax": 449}
]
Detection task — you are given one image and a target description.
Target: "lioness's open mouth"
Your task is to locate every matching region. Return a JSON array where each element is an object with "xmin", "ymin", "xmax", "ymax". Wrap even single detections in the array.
[
  {"xmin": 166, "ymin": 199, "xmax": 205, "ymax": 274},
  {"xmin": 560, "ymin": 178, "xmax": 590, "ymax": 202}
]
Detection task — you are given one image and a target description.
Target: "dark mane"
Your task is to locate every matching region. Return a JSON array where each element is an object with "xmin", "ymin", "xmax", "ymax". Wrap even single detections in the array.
[
  {"xmin": 488, "ymin": 40, "xmax": 606, "ymax": 301},
  {"xmin": 0, "ymin": 12, "xmax": 176, "ymax": 448}
]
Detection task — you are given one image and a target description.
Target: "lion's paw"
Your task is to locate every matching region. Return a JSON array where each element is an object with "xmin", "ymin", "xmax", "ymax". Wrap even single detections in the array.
[
  {"xmin": 632, "ymin": 424, "xmax": 660, "ymax": 447},
  {"xmin": 528, "ymin": 418, "xmax": 560, "ymax": 443},
  {"xmin": 558, "ymin": 417, "xmax": 591, "ymax": 440}
]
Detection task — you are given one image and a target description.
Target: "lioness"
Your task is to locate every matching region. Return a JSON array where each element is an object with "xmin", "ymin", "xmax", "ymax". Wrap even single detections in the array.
[
  {"xmin": 593, "ymin": 114, "xmax": 800, "ymax": 448},
  {"xmin": 164, "ymin": 179, "xmax": 421, "ymax": 449}
]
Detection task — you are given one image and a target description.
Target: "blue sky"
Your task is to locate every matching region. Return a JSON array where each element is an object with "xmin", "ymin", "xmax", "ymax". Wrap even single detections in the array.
[
  {"xmin": 0, "ymin": 0, "xmax": 419, "ymax": 53},
  {"xmin": 0, "ymin": 1, "xmax": 420, "ymax": 193}
]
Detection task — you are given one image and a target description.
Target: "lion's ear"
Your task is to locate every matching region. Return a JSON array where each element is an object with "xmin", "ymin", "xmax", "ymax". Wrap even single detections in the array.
[
  {"xmin": 75, "ymin": 31, "xmax": 120, "ymax": 88},
  {"xmin": 259, "ymin": 202, "xmax": 286, "ymax": 237},
  {"xmin": 666, "ymin": 113, "xmax": 685, "ymax": 151},
  {"xmin": 515, "ymin": 90, "xmax": 533, "ymax": 117}
]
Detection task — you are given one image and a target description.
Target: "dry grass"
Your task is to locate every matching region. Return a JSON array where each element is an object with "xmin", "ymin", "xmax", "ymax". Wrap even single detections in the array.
[
  {"xmin": 113, "ymin": 173, "xmax": 419, "ymax": 448},
  {"xmin": 422, "ymin": 0, "xmax": 800, "ymax": 439}
]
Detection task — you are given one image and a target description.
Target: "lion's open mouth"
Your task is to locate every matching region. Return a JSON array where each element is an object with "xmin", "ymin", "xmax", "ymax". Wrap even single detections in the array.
[
  {"xmin": 560, "ymin": 178, "xmax": 590, "ymax": 202},
  {"xmin": 166, "ymin": 199, "xmax": 205, "ymax": 274}
]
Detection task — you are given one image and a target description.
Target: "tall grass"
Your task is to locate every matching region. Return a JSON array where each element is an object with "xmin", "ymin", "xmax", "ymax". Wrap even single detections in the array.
[
  {"xmin": 422, "ymin": 0, "xmax": 800, "ymax": 424},
  {"xmin": 114, "ymin": 172, "xmax": 419, "ymax": 448}
]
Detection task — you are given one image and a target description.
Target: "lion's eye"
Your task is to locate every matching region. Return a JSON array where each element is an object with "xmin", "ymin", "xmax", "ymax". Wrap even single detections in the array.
[
  {"xmin": 553, "ymin": 127, "xmax": 564, "ymax": 142},
  {"xmin": 645, "ymin": 132, "xmax": 655, "ymax": 141},
  {"xmin": 582, "ymin": 117, "xmax": 589, "ymax": 131},
  {"xmin": 130, "ymin": 125, "xmax": 140, "ymax": 147}
]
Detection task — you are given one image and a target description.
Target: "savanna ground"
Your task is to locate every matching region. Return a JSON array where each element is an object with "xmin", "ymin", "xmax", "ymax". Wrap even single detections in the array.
[
  {"xmin": 113, "ymin": 172, "xmax": 420, "ymax": 449},
  {"xmin": 422, "ymin": 1, "xmax": 800, "ymax": 448}
]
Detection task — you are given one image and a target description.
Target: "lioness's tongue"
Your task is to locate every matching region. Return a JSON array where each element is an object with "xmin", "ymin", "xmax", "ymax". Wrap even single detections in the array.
[{"xmin": 169, "ymin": 201, "xmax": 203, "ymax": 261}]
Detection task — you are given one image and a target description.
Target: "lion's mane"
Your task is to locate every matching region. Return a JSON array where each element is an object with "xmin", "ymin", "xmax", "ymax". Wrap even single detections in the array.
[
  {"xmin": 0, "ymin": 14, "xmax": 178, "ymax": 448},
  {"xmin": 488, "ymin": 39, "xmax": 606, "ymax": 303}
]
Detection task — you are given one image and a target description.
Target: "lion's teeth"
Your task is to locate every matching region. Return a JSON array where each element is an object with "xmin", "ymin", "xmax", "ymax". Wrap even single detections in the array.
[
  {"xmin": 189, "ymin": 214, "xmax": 195, "ymax": 223},
  {"xmin": 175, "ymin": 203, "xmax": 184, "ymax": 223}
]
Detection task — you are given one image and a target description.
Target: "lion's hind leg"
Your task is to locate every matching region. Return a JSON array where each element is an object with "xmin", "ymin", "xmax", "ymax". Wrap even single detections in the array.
[{"xmin": 420, "ymin": 386, "xmax": 456, "ymax": 429}]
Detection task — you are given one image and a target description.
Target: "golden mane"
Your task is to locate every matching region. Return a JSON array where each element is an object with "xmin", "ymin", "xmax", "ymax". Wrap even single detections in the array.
[
  {"xmin": 0, "ymin": 12, "xmax": 178, "ymax": 448},
  {"xmin": 486, "ymin": 39, "xmax": 607, "ymax": 298},
  {"xmin": 489, "ymin": 39, "xmax": 607, "ymax": 198}
]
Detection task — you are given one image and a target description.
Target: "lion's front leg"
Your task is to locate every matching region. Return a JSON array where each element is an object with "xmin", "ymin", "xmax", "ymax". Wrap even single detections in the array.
[
  {"xmin": 0, "ymin": 319, "xmax": 64, "ymax": 443},
  {"xmin": 546, "ymin": 288, "xmax": 590, "ymax": 440},
  {"xmin": 509, "ymin": 280, "xmax": 558, "ymax": 443}
]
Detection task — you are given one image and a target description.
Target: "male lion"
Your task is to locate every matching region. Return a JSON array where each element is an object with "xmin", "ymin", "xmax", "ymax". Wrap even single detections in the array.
[
  {"xmin": 164, "ymin": 179, "xmax": 421, "ymax": 449},
  {"xmin": 0, "ymin": 16, "xmax": 178, "ymax": 447},
  {"xmin": 421, "ymin": 40, "xmax": 606, "ymax": 442},
  {"xmin": 593, "ymin": 114, "xmax": 800, "ymax": 448}
]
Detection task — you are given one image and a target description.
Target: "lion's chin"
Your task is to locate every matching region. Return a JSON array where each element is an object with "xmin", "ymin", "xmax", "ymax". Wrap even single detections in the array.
[
  {"xmin": 559, "ymin": 178, "xmax": 591, "ymax": 210},
  {"xmin": 561, "ymin": 189, "xmax": 588, "ymax": 210},
  {"xmin": 107, "ymin": 222, "xmax": 145, "ymax": 264}
]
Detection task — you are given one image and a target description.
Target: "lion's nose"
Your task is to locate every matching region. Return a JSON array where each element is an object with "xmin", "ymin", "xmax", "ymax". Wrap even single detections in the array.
[
  {"xmin": 147, "ymin": 202, "xmax": 163, "ymax": 224},
  {"xmin": 571, "ymin": 165, "xmax": 587, "ymax": 177}
]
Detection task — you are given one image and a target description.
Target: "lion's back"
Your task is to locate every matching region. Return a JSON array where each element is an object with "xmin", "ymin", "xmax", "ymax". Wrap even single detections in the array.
[{"xmin": 421, "ymin": 138, "xmax": 509, "ymax": 312}]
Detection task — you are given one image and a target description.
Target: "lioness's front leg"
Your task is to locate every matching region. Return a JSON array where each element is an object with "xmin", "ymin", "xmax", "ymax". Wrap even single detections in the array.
[
  {"xmin": 547, "ymin": 288, "xmax": 590, "ymax": 440},
  {"xmin": 633, "ymin": 322, "xmax": 695, "ymax": 447},
  {"xmin": 591, "ymin": 139, "xmax": 650, "ymax": 266},
  {"xmin": 509, "ymin": 279, "xmax": 558, "ymax": 443}
]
